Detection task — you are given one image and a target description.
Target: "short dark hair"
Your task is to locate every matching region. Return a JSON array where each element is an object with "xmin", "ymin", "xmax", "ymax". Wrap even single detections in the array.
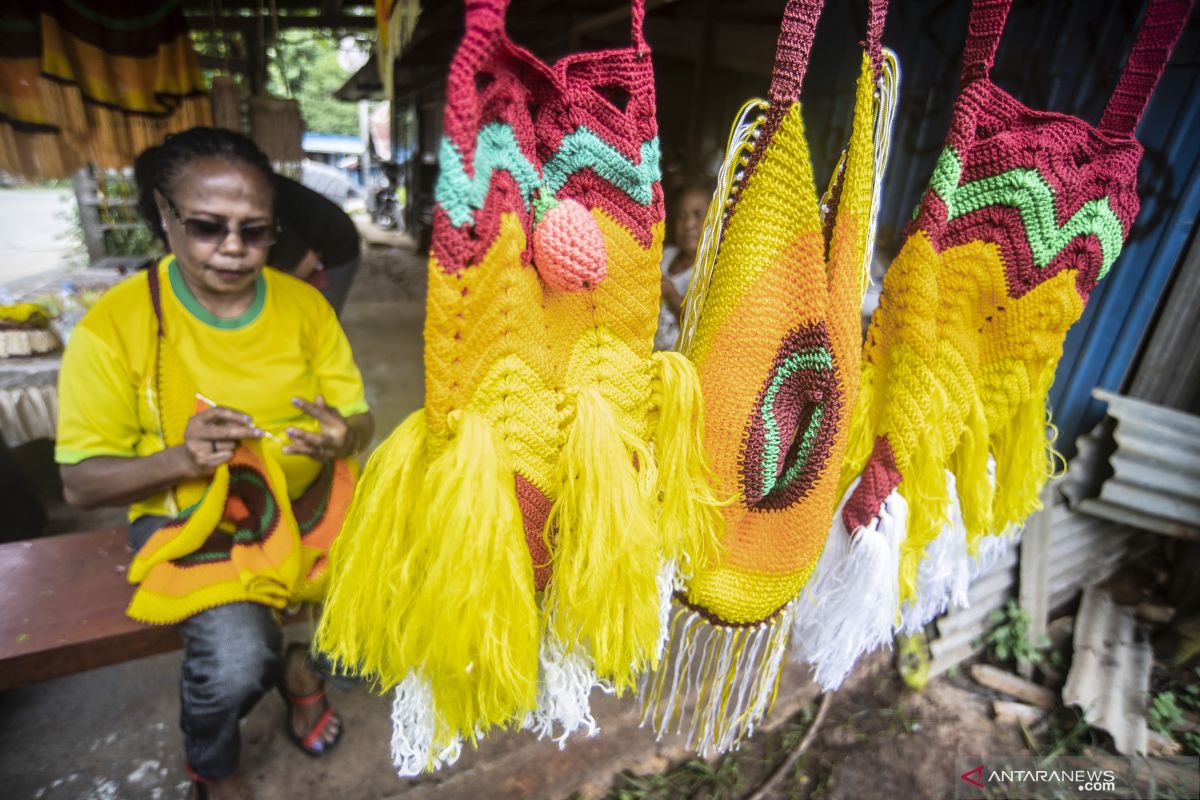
[
  {"xmin": 134, "ymin": 127, "xmax": 275, "ymax": 246},
  {"xmin": 668, "ymin": 178, "xmax": 716, "ymax": 210}
]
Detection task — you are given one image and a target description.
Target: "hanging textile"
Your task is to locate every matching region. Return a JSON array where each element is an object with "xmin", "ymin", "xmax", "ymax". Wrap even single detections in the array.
[
  {"xmin": 640, "ymin": 0, "xmax": 898, "ymax": 755},
  {"xmin": 376, "ymin": 0, "xmax": 421, "ymax": 99},
  {"xmin": 0, "ymin": 3, "xmax": 85, "ymax": 180},
  {"xmin": 0, "ymin": 0, "xmax": 209, "ymax": 181},
  {"xmin": 316, "ymin": 0, "xmax": 720, "ymax": 775},
  {"xmin": 834, "ymin": 0, "xmax": 1192, "ymax": 661},
  {"xmin": 249, "ymin": 0, "xmax": 305, "ymax": 164}
]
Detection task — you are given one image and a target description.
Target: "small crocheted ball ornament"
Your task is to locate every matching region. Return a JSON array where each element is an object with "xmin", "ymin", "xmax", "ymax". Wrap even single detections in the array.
[{"xmin": 532, "ymin": 198, "xmax": 608, "ymax": 292}]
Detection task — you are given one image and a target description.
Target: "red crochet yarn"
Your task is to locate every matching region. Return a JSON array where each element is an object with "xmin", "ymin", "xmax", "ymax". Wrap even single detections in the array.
[
  {"xmin": 433, "ymin": 0, "xmax": 662, "ymax": 272},
  {"xmin": 914, "ymin": 0, "xmax": 1192, "ymax": 303}
]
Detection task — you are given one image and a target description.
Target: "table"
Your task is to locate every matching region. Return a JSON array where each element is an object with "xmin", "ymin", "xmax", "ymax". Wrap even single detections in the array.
[{"xmin": 0, "ymin": 354, "xmax": 59, "ymax": 447}]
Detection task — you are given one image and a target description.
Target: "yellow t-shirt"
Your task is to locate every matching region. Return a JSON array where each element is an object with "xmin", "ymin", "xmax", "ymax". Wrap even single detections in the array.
[{"xmin": 55, "ymin": 257, "xmax": 369, "ymax": 522}]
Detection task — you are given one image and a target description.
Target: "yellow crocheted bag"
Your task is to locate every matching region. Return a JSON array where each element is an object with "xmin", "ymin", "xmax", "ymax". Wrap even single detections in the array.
[
  {"xmin": 641, "ymin": 0, "xmax": 897, "ymax": 754},
  {"xmin": 317, "ymin": 0, "xmax": 720, "ymax": 773}
]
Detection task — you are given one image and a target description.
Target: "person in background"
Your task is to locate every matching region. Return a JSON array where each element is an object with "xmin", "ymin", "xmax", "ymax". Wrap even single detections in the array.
[
  {"xmin": 62, "ymin": 127, "xmax": 374, "ymax": 800},
  {"xmin": 269, "ymin": 175, "xmax": 361, "ymax": 317},
  {"xmin": 654, "ymin": 180, "xmax": 713, "ymax": 351}
]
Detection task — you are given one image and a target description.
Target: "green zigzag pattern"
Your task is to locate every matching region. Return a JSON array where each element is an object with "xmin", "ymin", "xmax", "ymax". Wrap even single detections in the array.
[
  {"xmin": 759, "ymin": 347, "xmax": 832, "ymax": 498},
  {"xmin": 435, "ymin": 122, "xmax": 660, "ymax": 228},
  {"xmin": 928, "ymin": 147, "xmax": 1125, "ymax": 279}
]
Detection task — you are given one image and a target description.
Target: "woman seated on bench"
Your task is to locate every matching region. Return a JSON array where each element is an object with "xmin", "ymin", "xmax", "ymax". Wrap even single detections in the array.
[{"xmin": 56, "ymin": 127, "xmax": 374, "ymax": 800}]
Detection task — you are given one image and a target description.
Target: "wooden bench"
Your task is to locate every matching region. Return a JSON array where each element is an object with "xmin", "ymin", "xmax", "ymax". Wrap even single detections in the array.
[
  {"xmin": 0, "ymin": 527, "xmax": 179, "ymax": 691},
  {"xmin": 0, "ymin": 528, "xmax": 308, "ymax": 691}
]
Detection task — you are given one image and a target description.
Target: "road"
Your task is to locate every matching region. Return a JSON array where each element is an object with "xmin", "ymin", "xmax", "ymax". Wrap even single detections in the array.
[{"xmin": 0, "ymin": 188, "xmax": 83, "ymax": 290}]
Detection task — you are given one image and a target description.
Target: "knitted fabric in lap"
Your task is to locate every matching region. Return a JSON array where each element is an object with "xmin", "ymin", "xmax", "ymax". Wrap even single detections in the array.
[
  {"xmin": 839, "ymin": 0, "xmax": 1192, "ymax": 601},
  {"xmin": 130, "ymin": 263, "xmax": 355, "ymax": 625},
  {"xmin": 318, "ymin": 0, "xmax": 718, "ymax": 771}
]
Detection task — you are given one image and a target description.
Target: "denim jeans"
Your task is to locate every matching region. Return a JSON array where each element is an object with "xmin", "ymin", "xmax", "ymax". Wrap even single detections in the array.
[{"xmin": 129, "ymin": 515, "xmax": 332, "ymax": 781}]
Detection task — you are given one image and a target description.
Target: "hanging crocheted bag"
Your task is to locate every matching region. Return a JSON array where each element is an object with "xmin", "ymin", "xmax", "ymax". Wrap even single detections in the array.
[
  {"xmin": 317, "ymin": 0, "xmax": 720, "ymax": 774},
  {"xmin": 641, "ymin": 0, "xmax": 898, "ymax": 754},
  {"xmin": 837, "ymin": 0, "xmax": 1191, "ymax": 650}
]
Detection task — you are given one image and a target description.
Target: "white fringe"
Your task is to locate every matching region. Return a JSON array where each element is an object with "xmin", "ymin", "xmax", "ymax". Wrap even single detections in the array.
[
  {"xmin": 656, "ymin": 558, "xmax": 684, "ymax": 660},
  {"xmin": 898, "ymin": 471, "xmax": 971, "ymax": 634},
  {"xmin": 390, "ymin": 671, "xmax": 463, "ymax": 777},
  {"xmin": 676, "ymin": 99, "xmax": 767, "ymax": 357},
  {"xmin": 790, "ymin": 480, "xmax": 905, "ymax": 690},
  {"xmin": 638, "ymin": 603, "xmax": 795, "ymax": 758},
  {"xmin": 522, "ymin": 633, "xmax": 603, "ymax": 748},
  {"xmin": 523, "ymin": 559, "xmax": 677, "ymax": 748},
  {"xmin": 969, "ymin": 526, "xmax": 1021, "ymax": 580}
]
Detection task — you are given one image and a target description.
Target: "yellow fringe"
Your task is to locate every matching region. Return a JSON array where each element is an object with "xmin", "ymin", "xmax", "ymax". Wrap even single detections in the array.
[
  {"xmin": 950, "ymin": 394, "xmax": 993, "ymax": 542},
  {"xmin": 316, "ymin": 409, "xmax": 428, "ymax": 687},
  {"xmin": 404, "ymin": 410, "xmax": 540, "ymax": 748},
  {"xmin": 649, "ymin": 351, "xmax": 726, "ymax": 577},
  {"xmin": 990, "ymin": 384, "xmax": 1055, "ymax": 538},
  {"xmin": 316, "ymin": 409, "xmax": 540, "ymax": 751},
  {"xmin": 837, "ymin": 361, "xmax": 881, "ymax": 500},
  {"xmin": 546, "ymin": 387, "xmax": 661, "ymax": 693}
]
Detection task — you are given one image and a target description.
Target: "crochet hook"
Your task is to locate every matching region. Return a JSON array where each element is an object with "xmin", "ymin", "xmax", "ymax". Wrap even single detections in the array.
[{"xmin": 195, "ymin": 393, "xmax": 283, "ymax": 443}]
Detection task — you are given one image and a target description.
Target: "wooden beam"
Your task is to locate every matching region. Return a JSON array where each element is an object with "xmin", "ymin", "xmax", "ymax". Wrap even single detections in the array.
[
  {"xmin": 570, "ymin": 0, "xmax": 678, "ymax": 38},
  {"xmin": 198, "ymin": 53, "xmax": 249, "ymax": 73},
  {"xmin": 185, "ymin": 13, "xmax": 375, "ymax": 32},
  {"xmin": 1017, "ymin": 485, "xmax": 1054, "ymax": 678}
]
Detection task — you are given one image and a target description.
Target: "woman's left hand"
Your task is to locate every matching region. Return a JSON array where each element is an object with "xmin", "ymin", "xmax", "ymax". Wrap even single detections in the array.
[{"xmin": 285, "ymin": 396, "xmax": 354, "ymax": 461}]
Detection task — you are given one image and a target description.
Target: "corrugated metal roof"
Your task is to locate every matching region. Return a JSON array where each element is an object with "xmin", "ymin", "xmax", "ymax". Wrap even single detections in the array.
[
  {"xmin": 928, "ymin": 500, "xmax": 1140, "ymax": 678},
  {"xmin": 1063, "ymin": 587, "xmax": 1154, "ymax": 756},
  {"xmin": 1064, "ymin": 389, "xmax": 1200, "ymax": 538}
]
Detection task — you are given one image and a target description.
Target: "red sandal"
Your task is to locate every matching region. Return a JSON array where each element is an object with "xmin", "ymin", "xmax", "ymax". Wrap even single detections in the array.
[{"xmin": 279, "ymin": 645, "xmax": 343, "ymax": 757}]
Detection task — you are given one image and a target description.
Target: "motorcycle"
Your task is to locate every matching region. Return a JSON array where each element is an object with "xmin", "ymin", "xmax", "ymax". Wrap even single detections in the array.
[{"xmin": 368, "ymin": 167, "xmax": 402, "ymax": 231}]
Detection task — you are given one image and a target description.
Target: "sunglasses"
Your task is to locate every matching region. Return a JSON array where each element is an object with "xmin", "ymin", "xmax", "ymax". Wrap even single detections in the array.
[{"xmin": 162, "ymin": 195, "xmax": 279, "ymax": 248}]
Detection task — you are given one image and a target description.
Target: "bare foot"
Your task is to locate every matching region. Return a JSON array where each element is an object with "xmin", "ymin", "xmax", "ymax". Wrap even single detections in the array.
[
  {"xmin": 196, "ymin": 773, "xmax": 250, "ymax": 800},
  {"xmin": 282, "ymin": 644, "xmax": 342, "ymax": 752}
]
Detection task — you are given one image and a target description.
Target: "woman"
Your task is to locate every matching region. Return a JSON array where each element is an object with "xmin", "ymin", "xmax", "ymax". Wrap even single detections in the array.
[
  {"xmin": 654, "ymin": 181, "xmax": 712, "ymax": 351},
  {"xmin": 55, "ymin": 128, "xmax": 374, "ymax": 800}
]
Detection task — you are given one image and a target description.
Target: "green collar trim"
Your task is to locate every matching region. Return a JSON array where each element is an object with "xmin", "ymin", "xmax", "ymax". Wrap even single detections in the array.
[{"xmin": 167, "ymin": 257, "xmax": 266, "ymax": 330}]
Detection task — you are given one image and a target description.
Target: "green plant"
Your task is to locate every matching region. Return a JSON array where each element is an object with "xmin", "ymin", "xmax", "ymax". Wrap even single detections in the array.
[
  {"xmin": 1150, "ymin": 691, "xmax": 1186, "ymax": 735},
  {"xmin": 979, "ymin": 600, "xmax": 1051, "ymax": 670},
  {"xmin": 1022, "ymin": 708, "xmax": 1097, "ymax": 760},
  {"xmin": 1149, "ymin": 668, "xmax": 1200, "ymax": 755},
  {"xmin": 607, "ymin": 754, "xmax": 744, "ymax": 800}
]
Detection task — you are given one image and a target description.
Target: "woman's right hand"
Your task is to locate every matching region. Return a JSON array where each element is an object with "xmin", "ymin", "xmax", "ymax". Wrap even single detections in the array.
[{"xmin": 178, "ymin": 406, "xmax": 263, "ymax": 478}]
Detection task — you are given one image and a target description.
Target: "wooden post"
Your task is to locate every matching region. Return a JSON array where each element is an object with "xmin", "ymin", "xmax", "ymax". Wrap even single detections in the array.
[
  {"xmin": 1017, "ymin": 483, "xmax": 1054, "ymax": 678},
  {"xmin": 70, "ymin": 167, "xmax": 105, "ymax": 265},
  {"xmin": 685, "ymin": 0, "xmax": 716, "ymax": 174}
]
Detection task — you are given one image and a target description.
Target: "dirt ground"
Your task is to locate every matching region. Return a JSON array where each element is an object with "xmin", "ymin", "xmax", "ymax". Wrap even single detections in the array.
[{"xmin": 601, "ymin": 661, "xmax": 1033, "ymax": 800}]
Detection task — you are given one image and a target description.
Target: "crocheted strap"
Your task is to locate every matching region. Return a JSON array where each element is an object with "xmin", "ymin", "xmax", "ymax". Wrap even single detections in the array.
[
  {"xmin": 767, "ymin": 0, "xmax": 824, "ymax": 105},
  {"xmin": 768, "ymin": 0, "xmax": 889, "ymax": 103},
  {"xmin": 147, "ymin": 260, "xmax": 165, "ymax": 338},
  {"xmin": 1098, "ymin": 0, "xmax": 1193, "ymax": 137},
  {"xmin": 864, "ymin": 0, "xmax": 889, "ymax": 77},
  {"xmin": 962, "ymin": 0, "xmax": 1191, "ymax": 134},
  {"xmin": 959, "ymin": 0, "xmax": 1012, "ymax": 86}
]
